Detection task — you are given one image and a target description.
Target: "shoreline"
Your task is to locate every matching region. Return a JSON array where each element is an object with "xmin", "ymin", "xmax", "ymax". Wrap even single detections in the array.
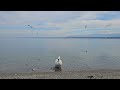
[{"xmin": 0, "ymin": 69, "xmax": 120, "ymax": 79}]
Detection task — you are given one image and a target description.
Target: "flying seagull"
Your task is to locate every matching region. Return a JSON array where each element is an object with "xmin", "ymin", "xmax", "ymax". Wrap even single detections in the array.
[
  {"xmin": 105, "ymin": 23, "xmax": 112, "ymax": 27},
  {"xmin": 27, "ymin": 25, "xmax": 39, "ymax": 37},
  {"xmin": 28, "ymin": 25, "xmax": 33, "ymax": 28}
]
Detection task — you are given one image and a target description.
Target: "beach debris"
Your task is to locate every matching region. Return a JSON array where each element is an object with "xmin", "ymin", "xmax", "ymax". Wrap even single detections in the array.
[
  {"xmin": 87, "ymin": 75, "xmax": 94, "ymax": 79},
  {"xmin": 51, "ymin": 67, "xmax": 55, "ymax": 70}
]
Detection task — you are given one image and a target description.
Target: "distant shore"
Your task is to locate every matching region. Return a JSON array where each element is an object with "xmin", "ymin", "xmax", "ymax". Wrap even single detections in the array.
[
  {"xmin": 0, "ymin": 69, "xmax": 120, "ymax": 79},
  {"xmin": 16, "ymin": 37, "xmax": 120, "ymax": 39}
]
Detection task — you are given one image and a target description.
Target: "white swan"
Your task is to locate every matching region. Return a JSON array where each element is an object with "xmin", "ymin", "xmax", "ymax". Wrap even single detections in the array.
[{"xmin": 55, "ymin": 56, "xmax": 62, "ymax": 70}]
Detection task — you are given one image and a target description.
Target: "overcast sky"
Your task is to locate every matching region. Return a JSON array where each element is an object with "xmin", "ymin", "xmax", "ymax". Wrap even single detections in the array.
[{"xmin": 0, "ymin": 11, "xmax": 120, "ymax": 37}]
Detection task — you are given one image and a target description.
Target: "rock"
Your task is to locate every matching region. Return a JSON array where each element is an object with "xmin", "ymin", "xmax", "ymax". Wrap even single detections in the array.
[
  {"xmin": 32, "ymin": 68, "xmax": 36, "ymax": 71},
  {"xmin": 14, "ymin": 74, "xmax": 17, "ymax": 76}
]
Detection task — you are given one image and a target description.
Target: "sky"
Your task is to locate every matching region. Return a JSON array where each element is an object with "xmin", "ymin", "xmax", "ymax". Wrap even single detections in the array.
[{"xmin": 0, "ymin": 11, "xmax": 120, "ymax": 37}]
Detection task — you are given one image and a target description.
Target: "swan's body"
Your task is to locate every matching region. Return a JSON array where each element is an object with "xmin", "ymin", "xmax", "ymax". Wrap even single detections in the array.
[
  {"xmin": 54, "ymin": 56, "xmax": 62, "ymax": 71},
  {"xmin": 55, "ymin": 56, "xmax": 62, "ymax": 66},
  {"xmin": 55, "ymin": 59, "xmax": 62, "ymax": 66}
]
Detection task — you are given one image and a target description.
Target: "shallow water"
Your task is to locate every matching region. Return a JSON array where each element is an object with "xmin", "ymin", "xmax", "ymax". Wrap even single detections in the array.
[{"xmin": 0, "ymin": 37, "xmax": 120, "ymax": 73}]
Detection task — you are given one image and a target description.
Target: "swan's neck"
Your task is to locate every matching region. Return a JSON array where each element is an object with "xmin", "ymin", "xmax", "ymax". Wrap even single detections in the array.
[{"xmin": 58, "ymin": 56, "xmax": 60, "ymax": 59}]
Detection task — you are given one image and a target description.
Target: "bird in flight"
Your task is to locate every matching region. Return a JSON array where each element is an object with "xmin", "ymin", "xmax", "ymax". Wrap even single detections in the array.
[
  {"xmin": 28, "ymin": 25, "xmax": 33, "ymax": 28},
  {"xmin": 105, "ymin": 23, "xmax": 112, "ymax": 27},
  {"xmin": 27, "ymin": 25, "xmax": 39, "ymax": 37}
]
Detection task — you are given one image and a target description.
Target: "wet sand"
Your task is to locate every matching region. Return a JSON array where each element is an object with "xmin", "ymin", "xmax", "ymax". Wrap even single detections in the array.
[{"xmin": 0, "ymin": 69, "xmax": 120, "ymax": 79}]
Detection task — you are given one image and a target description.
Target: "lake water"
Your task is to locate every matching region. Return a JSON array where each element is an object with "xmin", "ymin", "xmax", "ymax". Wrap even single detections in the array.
[{"xmin": 0, "ymin": 37, "xmax": 120, "ymax": 73}]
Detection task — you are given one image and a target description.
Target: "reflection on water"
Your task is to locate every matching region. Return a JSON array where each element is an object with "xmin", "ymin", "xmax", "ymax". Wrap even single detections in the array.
[{"xmin": 0, "ymin": 38, "xmax": 120, "ymax": 73}]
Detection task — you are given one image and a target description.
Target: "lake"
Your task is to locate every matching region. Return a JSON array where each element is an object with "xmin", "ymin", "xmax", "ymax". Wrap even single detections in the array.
[{"xmin": 0, "ymin": 37, "xmax": 120, "ymax": 73}]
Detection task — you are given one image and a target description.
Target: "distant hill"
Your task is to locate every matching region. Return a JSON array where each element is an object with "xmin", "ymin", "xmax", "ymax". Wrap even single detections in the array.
[
  {"xmin": 67, "ymin": 34, "xmax": 120, "ymax": 38},
  {"xmin": 15, "ymin": 34, "xmax": 120, "ymax": 39}
]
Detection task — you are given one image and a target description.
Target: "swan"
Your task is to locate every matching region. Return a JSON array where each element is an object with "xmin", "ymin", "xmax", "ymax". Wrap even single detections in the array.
[{"xmin": 55, "ymin": 56, "xmax": 62, "ymax": 70}]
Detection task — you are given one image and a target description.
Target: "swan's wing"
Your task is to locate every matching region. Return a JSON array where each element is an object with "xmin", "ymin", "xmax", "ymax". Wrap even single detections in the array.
[
  {"xmin": 59, "ymin": 60, "xmax": 62, "ymax": 65},
  {"xmin": 55, "ymin": 59, "xmax": 58, "ymax": 64}
]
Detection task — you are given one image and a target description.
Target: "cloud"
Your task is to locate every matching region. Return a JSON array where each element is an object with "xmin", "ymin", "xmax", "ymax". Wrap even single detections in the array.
[{"xmin": 0, "ymin": 11, "xmax": 120, "ymax": 37}]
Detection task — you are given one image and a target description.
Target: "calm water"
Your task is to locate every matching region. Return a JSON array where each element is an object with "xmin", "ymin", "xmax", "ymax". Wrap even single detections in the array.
[{"xmin": 0, "ymin": 37, "xmax": 120, "ymax": 73}]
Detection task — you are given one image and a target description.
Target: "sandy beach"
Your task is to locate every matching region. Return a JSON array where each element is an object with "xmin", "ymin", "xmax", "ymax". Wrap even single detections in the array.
[{"xmin": 0, "ymin": 69, "xmax": 120, "ymax": 79}]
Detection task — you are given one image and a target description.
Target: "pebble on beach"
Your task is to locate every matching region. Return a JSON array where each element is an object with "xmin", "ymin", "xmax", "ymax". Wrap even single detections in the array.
[
  {"xmin": 14, "ymin": 74, "xmax": 17, "ymax": 76},
  {"xmin": 32, "ymin": 68, "xmax": 36, "ymax": 71}
]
